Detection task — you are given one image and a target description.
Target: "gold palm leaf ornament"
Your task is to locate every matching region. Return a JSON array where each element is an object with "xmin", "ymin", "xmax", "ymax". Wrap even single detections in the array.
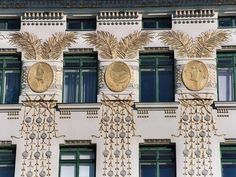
[
  {"xmin": 9, "ymin": 32, "xmax": 77, "ymax": 60},
  {"xmin": 158, "ymin": 30, "xmax": 230, "ymax": 58},
  {"xmin": 84, "ymin": 30, "xmax": 154, "ymax": 59}
]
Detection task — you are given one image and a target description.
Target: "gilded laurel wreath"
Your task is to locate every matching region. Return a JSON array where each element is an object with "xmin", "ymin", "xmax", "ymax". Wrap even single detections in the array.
[
  {"xmin": 158, "ymin": 30, "xmax": 230, "ymax": 58},
  {"xmin": 9, "ymin": 32, "xmax": 77, "ymax": 60},
  {"xmin": 84, "ymin": 31, "xmax": 154, "ymax": 59}
]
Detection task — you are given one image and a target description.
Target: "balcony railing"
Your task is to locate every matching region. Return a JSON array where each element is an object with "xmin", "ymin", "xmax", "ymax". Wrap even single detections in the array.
[{"xmin": 0, "ymin": 0, "xmax": 236, "ymax": 8}]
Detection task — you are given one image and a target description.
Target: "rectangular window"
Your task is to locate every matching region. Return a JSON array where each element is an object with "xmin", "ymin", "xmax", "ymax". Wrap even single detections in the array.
[
  {"xmin": 221, "ymin": 144, "xmax": 236, "ymax": 177},
  {"xmin": 142, "ymin": 17, "xmax": 171, "ymax": 29},
  {"xmin": 217, "ymin": 52, "xmax": 236, "ymax": 101},
  {"xmin": 0, "ymin": 147, "xmax": 16, "ymax": 177},
  {"xmin": 59, "ymin": 146, "xmax": 96, "ymax": 177},
  {"xmin": 0, "ymin": 19, "xmax": 20, "ymax": 30},
  {"xmin": 219, "ymin": 16, "xmax": 236, "ymax": 28},
  {"xmin": 0, "ymin": 55, "xmax": 21, "ymax": 104},
  {"xmin": 67, "ymin": 19, "xmax": 96, "ymax": 31},
  {"xmin": 140, "ymin": 53, "xmax": 174, "ymax": 102},
  {"xmin": 140, "ymin": 145, "xmax": 176, "ymax": 177},
  {"xmin": 63, "ymin": 54, "xmax": 97, "ymax": 103}
]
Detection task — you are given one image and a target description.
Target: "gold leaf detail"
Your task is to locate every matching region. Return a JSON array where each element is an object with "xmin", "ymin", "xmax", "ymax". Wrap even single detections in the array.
[
  {"xmin": 42, "ymin": 32, "xmax": 77, "ymax": 60},
  {"xmin": 158, "ymin": 30, "xmax": 230, "ymax": 58},
  {"xmin": 9, "ymin": 32, "xmax": 77, "ymax": 60},
  {"xmin": 9, "ymin": 32, "xmax": 42, "ymax": 60},
  {"xmin": 84, "ymin": 31, "xmax": 118, "ymax": 59},
  {"xmin": 84, "ymin": 31, "xmax": 153, "ymax": 59},
  {"xmin": 117, "ymin": 31, "xmax": 154, "ymax": 59}
]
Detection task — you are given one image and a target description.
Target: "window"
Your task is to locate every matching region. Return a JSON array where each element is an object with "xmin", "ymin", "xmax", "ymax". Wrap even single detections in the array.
[
  {"xmin": 221, "ymin": 144, "xmax": 236, "ymax": 177},
  {"xmin": 63, "ymin": 54, "xmax": 97, "ymax": 103},
  {"xmin": 0, "ymin": 19, "xmax": 20, "ymax": 30},
  {"xmin": 217, "ymin": 52, "xmax": 236, "ymax": 101},
  {"xmin": 59, "ymin": 146, "xmax": 96, "ymax": 177},
  {"xmin": 0, "ymin": 55, "xmax": 21, "ymax": 104},
  {"xmin": 142, "ymin": 17, "xmax": 171, "ymax": 29},
  {"xmin": 140, "ymin": 53, "xmax": 174, "ymax": 102},
  {"xmin": 219, "ymin": 16, "xmax": 236, "ymax": 28},
  {"xmin": 67, "ymin": 19, "xmax": 96, "ymax": 30},
  {"xmin": 140, "ymin": 145, "xmax": 176, "ymax": 177},
  {"xmin": 0, "ymin": 147, "xmax": 16, "ymax": 177}
]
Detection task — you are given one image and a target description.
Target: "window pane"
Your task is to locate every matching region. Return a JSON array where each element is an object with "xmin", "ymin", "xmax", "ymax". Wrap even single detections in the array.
[
  {"xmin": 63, "ymin": 71, "xmax": 79, "ymax": 103},
  {"xmin": 67, "ymin": 20, "xmax": 82, "ymax": 30},
  {"xmin": 60, "ymin": 164, "xmax": 76, "ymax": 177},
  {"xmin": 0, "ymin": 20, "xmax": 6, "ymax": 29},
  {"xmin": 4, "ymin": 71, "xmax": 20, "ymax": 104},
  {"xmin": 82, "ymin": 71, "xmax": 97, "ymax": 103},
  {"xmin": 159, "ymin": 164, "xmax": 175, "ymax": 177},
  {"xmin": 218, "ymin": 68, "xmax": 234, "ymax": 101},
  {"xmin": 61, "ymin": 154, "xmax": 76, "ymax": 160},
  {"xmin": 140, "ymin": 150, "xmax": 157, "ymax": 160},
  {"xmin": 7, "ymin": 19, "xmax": 20, "ymax": 30},
  {"xmin": 143, "ymin": 19, "xmax": 156, "ymax": 29},
  {"xmin": 219, "ymin": 17, "xmax": 233, "ymax": 27},
  {"xmin": 0, "ymin": 165, "xmax": 15, "ymax": 177},
  {"xmin": 159, "ymin": 69, "xmax": 173, "ymax": 102},
  {"xmin": 158, "ymin": 18, "xmax": 172, "ymax": 28},
  {"xmin": 223, "ymin": 164, "xmax": 236, "ymax": 177},
  {"xmin": 141, "ymin": 163, "xmax": 156, "ymax": 177},
  {"xmin": 79, "ymin": 164, "xmax": 95, "ymax": 177},
  {"xmin": 141, "ymin": 70, "xmax": 156, "ymax": 102},
  {"xmin": 83, "ymin": 20, "xmax": 96, "ymax": 30}
]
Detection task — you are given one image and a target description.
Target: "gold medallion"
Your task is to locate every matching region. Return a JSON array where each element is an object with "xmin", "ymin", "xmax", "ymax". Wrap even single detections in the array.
[
  {"xmin": 105, "ymin": 62, "xmax": 131, "ymax": 92},
  {"xmin": 182, "ymin": 60, "xmax": 208, "ymax": 91},
  {"xmin": 28, "ymin": 62, "xmax": 54, "ymax": 93}
]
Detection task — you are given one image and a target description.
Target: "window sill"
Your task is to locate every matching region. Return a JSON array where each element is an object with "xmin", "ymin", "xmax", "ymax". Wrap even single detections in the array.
[
  {"xmin": 214, "ymin": 101, "xmax": 236, "ymax": 110},
  {"xmin": 0, "ymin": 104, "xmax": 22, "ymax": 112},
  {"xmin": 57, "ymin": 103, "xmax": 101, "ymax": 112},
  {"xmin": 134, "ymin": 102, "xmax": 179, "ymax": 111}
]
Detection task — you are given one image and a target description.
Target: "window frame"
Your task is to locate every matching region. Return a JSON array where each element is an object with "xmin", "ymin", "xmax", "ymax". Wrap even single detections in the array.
[
  {"xmin": 218, "ymin": 16, "xmax": 236, "ymax": 28},
  {"xmin": 217, "ymin": 52, "xmax": 236, "ymax": 101},
  {"xmin": 139, "ymin": 144, "xmax": 176, "ymax": 177},
  {"xmin": 142, "ymin": 17, "xmax": 172, "ymax": 30},
  {"xmin": 0, "ymin": 146, "xmax": 16, "ymax": 177},
  {"xmin": 63, "ymin": 53, "xmax": 98, "ymax": 103},
  {"xmin": 66, "ymin": 18, "xmax": 96, "ymax": 31},
  {"xmin": 0, "ymin": 54, "xmax": 21, "ymax": 104},
  {"xmin": 221, "ymin": 144, "xmax": 236, "ymax": 177},
  {"xmin": 139, "ymin": 52, "xmax": 174, "ymax": 102},
  {"xmin": 0, "ymin": 18, "xmax": 20, "ymax": 31},
  {"xmin": 59, "ymin": 146, "xmax": 96, "ymax": 177}
]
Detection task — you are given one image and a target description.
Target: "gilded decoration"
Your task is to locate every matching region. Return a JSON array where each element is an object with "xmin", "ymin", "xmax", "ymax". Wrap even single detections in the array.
[
  {"xmin": 93, "ymin": 94, "xmax": 137, "ymax": 177},
  {"xmin": 182, "ymin": 60, "xmax": 208, "ymax": 91},
  {"xmin": 105, "ymin": 62, "xmax": 131, "ymax": 92},
  {"xmin": 9, "ymin": 32, "xmax": 77, "ymax": 60},
  {"xmin": 173, "ymin": 94, "xmax": 224, "ymax": 177},
  {"xmin": 158, "ymin": 30, "xmax": 230, "ymax": 58},
  {"xmin": 16, "ymin": 95, "xmax": 63, "ymax": 177},
  {"xmin": 84, "ymin": 30, "xmax": 153, "ymax": 59},
  {"xmin": 28, "ymin": 62, "xmax": 54, "ymax": 93}
]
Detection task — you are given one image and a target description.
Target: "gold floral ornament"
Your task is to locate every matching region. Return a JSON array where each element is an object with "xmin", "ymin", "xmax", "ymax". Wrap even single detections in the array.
[
  {"xmin": 158, "ymin": 30, "xmax": 230, "ymax": 58},
  {"xmin": 84, "ymin": 30, "xmax": 154, "ymax": 59},
  {"xmin": 9, "ymin": 32, "xmax": 77, "ymax": 60}
]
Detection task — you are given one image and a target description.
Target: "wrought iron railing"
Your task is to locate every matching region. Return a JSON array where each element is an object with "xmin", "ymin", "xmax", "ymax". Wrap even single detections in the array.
[{"xmin": 0, "ymin": 0, "xmax": 236, "ymax": 8}]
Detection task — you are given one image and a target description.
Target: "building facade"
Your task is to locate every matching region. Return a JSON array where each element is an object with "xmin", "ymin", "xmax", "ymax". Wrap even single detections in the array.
[{"xmin": 0, "ymin": 1, "xmax": 236, "ymax": 177}]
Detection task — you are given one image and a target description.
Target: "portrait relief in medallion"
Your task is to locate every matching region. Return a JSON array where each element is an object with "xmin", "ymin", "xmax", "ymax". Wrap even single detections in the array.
[
  {"xmin": 28, "ymin": 62, "xmax": 54, "ymax": 93},
  {"xmin": 105, "ymin": 62, "xmax": 131, "ymax": 92},
  {"xmin": 182, "ymin": 60, "xmax": 208, "ymax": 91}
]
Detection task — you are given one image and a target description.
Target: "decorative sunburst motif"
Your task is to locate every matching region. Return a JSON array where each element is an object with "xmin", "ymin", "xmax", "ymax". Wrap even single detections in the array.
[
  {"xmin": 158, "ymin": 30, "xmax": 230, "ymax": 58},
  {"xmin": 84, "ymin": 30, "xmax": 154, "ymax": 59},
  {"xmin": 9, "ymin": 32, "xmax": 77, "ymax": 60}
]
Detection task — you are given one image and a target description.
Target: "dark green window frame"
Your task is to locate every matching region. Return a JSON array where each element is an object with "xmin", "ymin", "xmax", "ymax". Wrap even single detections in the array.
[
  {"xmin": 221, "ymin": 144, "xmax": 236, "ymax": 177},
  {"xmin": 59, "ymin": 146, "xmax": 96, "ymax": 177},
  {"xmin": 217, "ymin": 52, "xmax": 236, "ymax": 101},
  {"xmin": 139, "ymin": 53, "xmax": 174, "ymax": 102},
  {"xmin": 0, "ymin": 55, "xmax": 21, "ymax": 104},
  {"xmin": 63, "ymin": 54, "xmax": 98, "ymax": 103},
  {"xmin": 0, "ymin": 146, "xmax": 16, "ymax": 177},
  {"xmin": 142, "ymin": 17, "xmax": 172, "ymax": 29},
  {"xmin": 0, "ymin": 19, "xmax": 20, "ymax": 31},
  {"xmin": 139, "ymin": 145, "xmax": 176, "ymax": 177},
  {"xmin": 219, "ymin": 16, "xmax": 236, "ymax": 28},
  {"xmin": 67, "ymin": 19, "xmax": 96, "ymax": 31}
]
